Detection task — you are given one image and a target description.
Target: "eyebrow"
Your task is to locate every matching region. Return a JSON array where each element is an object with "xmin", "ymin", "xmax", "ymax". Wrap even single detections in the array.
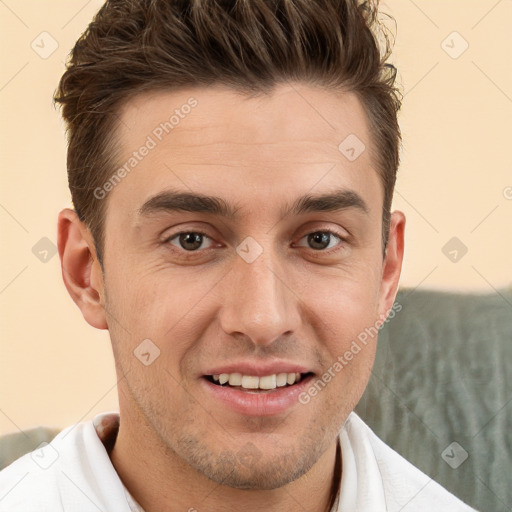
[
  {"xmin": 138, "ymin": 189, "xmax": 242, "ymax": 219},
  {"xmin": 282, "ymin": 189, "xmax": 369, "ymax": 217},
  {"xmin": 137, "ymin": 187, "xmax": 369, "ymax": 220}
]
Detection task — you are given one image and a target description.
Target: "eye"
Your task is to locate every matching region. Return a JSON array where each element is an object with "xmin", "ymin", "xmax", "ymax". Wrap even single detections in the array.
[
  {"xmin": 295, "ymin": 230, "xmax": 344, "ymax": 251},
  {"xmin": 164, "ymin": 229, "xmax": 347, "ymax": 255},
  {"xmin": 166, "ymin": 231, "xmax": 215, "ymax": 251}
]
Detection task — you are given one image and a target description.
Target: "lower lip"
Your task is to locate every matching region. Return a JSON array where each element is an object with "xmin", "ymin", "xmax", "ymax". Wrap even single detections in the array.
[{"xmin": 201, "ymin": 375, "xmax": 314, "ymax": 417}]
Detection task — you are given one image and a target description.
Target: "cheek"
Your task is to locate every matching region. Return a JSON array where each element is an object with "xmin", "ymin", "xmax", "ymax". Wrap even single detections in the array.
[
  {"xmin": 104, "ymin": 265, "xmax": 220, "ymax": 371},
  {"xmin": 301, "ymin": 262, "xmax": 382, "ymax": 372},
  {"xmin": 107, "ymin": 263, "xmax": 198, "ymax": 330},
  {"xmin": 306, "ymin": 262, "xmax": 382, "ymax": 331},
  {"xmin": 303, "ymin": 285, "xmax": 379, "ymax": 417}
]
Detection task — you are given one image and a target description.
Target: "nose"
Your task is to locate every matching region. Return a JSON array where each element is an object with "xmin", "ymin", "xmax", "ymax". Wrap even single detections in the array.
[{"xmin": 218, "ymin": 243, "xmax": 301, "ymax": 347}]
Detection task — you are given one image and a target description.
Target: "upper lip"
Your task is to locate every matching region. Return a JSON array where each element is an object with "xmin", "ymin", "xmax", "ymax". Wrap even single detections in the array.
[{"xmin": 202, "ymin": 360, "xmax": 313, "ymax": 377}]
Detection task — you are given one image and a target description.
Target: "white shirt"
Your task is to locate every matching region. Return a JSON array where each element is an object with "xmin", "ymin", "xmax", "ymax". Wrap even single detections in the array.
[{"xmin": 0, "ymin": 411, "xmax": 477, "ymax": 511}]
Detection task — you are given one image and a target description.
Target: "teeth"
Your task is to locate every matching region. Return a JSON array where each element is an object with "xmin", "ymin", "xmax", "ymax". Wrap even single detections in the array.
[
  {"xmin": 259, "ymin": 374, "xmax": 277, "ymax": 390},
  {"xmin": 276, "ymin": 373, "xmax": 288, "ymax": 387},
  {"xmin": 228, "ymin": 373, "xmax": 242, "ymax": 386},
  {"xmin": 241, "ymin": 375, "xmax": 259, "ymax": 389},
  {"xmin": 211, "ymin": 372, "xmax": 304, "ymax": 390}
]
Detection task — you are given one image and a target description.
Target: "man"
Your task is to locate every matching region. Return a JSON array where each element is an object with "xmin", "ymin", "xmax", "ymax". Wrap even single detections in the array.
[{"xmin": 0, "ymin": 0, "xmax": 477, "ymax": 510}]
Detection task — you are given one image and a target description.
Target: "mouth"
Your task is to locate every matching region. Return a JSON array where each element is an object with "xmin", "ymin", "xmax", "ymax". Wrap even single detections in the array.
[
  {"xmin": 201, "ymin": 369, "xmax": 315, "ymax": 416},
  {"xmin": 204, "ymin": 372, "xmax": 314, "ymax": 392}
]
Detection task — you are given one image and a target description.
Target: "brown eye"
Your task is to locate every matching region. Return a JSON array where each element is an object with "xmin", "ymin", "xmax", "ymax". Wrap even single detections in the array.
[
  {"xmin": 297, "ymin": 231, "xmax": 342, "ymax": 251},
  {"xmin": 168, "ymin": 232, "xmax": 212, "ymax": 251},
  {"xmin": 308, "ymin": 232, "xmax": 330, "ymax": 250}
]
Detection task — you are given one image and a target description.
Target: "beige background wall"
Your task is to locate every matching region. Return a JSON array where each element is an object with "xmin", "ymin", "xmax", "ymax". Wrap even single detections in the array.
[{"xmin": 0, "ymin": 0, "xmax": 511, "ymax": 434}]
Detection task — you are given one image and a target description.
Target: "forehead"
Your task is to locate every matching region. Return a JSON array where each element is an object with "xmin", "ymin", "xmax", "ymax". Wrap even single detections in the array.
[
  {"xmin": 108, "ymin": 83, "xmax": 381, "ymax": 222},
  {"xmin": 117, "ymin": 83, "xmax": 371, "ymax": 154}
]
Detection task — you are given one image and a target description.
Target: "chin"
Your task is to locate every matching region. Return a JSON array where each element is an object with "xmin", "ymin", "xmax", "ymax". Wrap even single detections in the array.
[
  {"xmin": 199, "ymin": 456, "xmax": 311, "ymax": 490},
  {"xmin": 178, "ymin": 432, "xmax": 326, "ymax": 491}
]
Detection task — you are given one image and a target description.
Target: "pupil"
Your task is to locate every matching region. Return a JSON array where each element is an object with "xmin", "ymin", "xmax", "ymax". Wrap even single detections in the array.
[
  {"xmin": 180, "ymin": 233, "xmax": 203, "ymax": 250},
  {"xmin": 309, "ymin": 232, "xmax": 329, "ymax": 250}
]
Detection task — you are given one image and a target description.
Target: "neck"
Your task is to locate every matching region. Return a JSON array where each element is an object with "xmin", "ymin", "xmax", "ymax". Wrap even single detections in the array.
[{"xmin": 109, "ymin": 404, "xmax": 341, "ymax": 512}]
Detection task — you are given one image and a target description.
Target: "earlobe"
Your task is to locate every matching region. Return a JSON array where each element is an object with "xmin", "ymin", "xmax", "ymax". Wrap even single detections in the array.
[
  {"xmin": 378, "ymin": 210, "xmax": 406, "ymax": 319},
  {"xmin": 57, "ymin": 208, "xmax": 108, "ymax": 330}
]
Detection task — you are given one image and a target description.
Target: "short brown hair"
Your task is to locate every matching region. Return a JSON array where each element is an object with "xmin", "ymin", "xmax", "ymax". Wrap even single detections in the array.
[{"xmin": 54, "ymin": 0, "xmax": 401, "ymax": 266}]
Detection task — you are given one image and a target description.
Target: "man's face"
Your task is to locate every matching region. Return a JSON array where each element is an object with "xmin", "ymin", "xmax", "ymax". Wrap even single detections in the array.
[{"xmin": 94, "ymin": 83, "xmax": 402, "ymax": 489}]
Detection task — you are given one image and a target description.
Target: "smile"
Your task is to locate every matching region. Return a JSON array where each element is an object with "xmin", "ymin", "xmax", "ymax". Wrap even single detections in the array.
[
  {"xmin": 206, "ymin": 372, "xmax": 312, "ymax": 391},
  {"xmin": 201, "ymin": 370, "xmax": 315, "ymax": 416}
]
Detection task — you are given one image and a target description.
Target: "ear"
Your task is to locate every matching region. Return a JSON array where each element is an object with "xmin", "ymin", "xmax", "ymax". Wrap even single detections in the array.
[
  {"xmin": 57, "ymin": 208, "xmax": 108, "ymax": 330},
  {"xmin": 377, "ymin": 210, "xmax": 405, "ymax": 319}
]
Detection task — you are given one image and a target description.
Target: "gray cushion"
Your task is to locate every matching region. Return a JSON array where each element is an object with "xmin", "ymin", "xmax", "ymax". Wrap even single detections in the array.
[
  {"xmin": 356, "ymin": 287, "xmax": 512, "ymax": 512},
  {"xmin": 0, "ymin": 426, "xmax": 60, "ymax": 470}
]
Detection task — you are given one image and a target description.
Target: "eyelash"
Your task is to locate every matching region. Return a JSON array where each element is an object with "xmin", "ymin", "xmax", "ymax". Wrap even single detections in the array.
[{"xmin": 164, "ymin": 229, "xmax": 348, "ymax": 256}]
